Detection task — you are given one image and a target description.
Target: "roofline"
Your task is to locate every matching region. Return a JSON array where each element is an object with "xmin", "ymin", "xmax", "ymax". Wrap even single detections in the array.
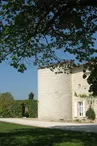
[{"xmin": 38, "ymin": 60, "xmax": 75, "ymax": 70}]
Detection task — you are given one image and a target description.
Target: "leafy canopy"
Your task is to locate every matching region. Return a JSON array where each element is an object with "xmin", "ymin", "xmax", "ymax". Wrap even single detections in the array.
[
  {"xmin": 0, "ymin": 0, "xmax": 97, "ymax": 94},
  {"xmin": 0, "ymin": 92, "xmax": 14, "ymax": 101}
]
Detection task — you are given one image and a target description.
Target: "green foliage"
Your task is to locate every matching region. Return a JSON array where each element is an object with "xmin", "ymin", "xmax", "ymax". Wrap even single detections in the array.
[
  {"xmin": 28, "ymin": 92, "xmax": 34, "ymax": 100},
  {"xmin": 80, "ymin": 94, "xmax": 88, "ymax": 98},
  {"xmin": 0, "ymin": 92, "xmax": 14, "ymax": 117},
  {"xmin": 74, "ymin": 92, "xmax": 88, "ymax": 98},
  {"xmin": 0, "ymin": 100, "xmax": 23, "ymax": 118},
  {"xmin": 0, "ymin": 92, "xmax": 14, "ymax": 101},
  {"xmin": 26, "ymin": 100, "xmax": 38, "ymax": 118},
  {"xmin": 0, "ymin": 1, "xmax": 97, "ymax": 68},
  {"xmin": 23, "ymin": 112, "xmax": 29, "ymax": 118},
  {"xmin": 0, "ymin": 92, "xmax": 38, "ymax": 118},
  {"xmin": 84, "ymin": 62, "xmax": 97, "ymax": 96},
  {"xmin": 86, "ymin": 106, "xmax": 96, "ymax": 121},
  {"xmin": 74, "ymin": 92, "xmax": 78, "ymax": 97},
  {"xmin": 9, "ymin": 100, "xmax": 23, "ymax": 118}
]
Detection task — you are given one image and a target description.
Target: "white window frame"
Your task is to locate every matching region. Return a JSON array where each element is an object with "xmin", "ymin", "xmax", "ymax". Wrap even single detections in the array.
[
  {"xmin": 78, "ymin": 101, "xmax": 85, "ymax": 117},
  {"xmin": 74, "ymin": 101, "xmax": 85, "ymax": 118}
]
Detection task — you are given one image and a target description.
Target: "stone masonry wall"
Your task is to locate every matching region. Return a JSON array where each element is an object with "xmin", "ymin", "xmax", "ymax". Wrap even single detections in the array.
[{"xmin": 38, "ymin": 67, "xmax": 72, "ymax": 121}]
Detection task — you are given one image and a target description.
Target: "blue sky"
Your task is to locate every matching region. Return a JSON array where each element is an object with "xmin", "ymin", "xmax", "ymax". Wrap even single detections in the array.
[
  {"xmin": 0, "ymin": 53, "xmax": 75, "ymax": 100},
  {"xmin": 0, "ymin": 62, "xmax": 37, "ymax": 100}
]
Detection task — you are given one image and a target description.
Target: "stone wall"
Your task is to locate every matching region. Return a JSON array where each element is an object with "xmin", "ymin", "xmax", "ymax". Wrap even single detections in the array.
[
  {"xmin": 38, "ymin": 67, "xmax": 72, "ymax": 121},
  {"xmin": 38, "ymin": 65, "xmax": 97, "ymax": 121},
  {"xmin": 72, "ymin": 65, "xmax": 97, "ymax": 119}
]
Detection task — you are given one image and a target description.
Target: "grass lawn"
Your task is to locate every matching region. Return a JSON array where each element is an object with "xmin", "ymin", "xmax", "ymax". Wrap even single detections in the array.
[{"xmin": 0, "ymin": 122, "xmax": 97, "ymax": 146}]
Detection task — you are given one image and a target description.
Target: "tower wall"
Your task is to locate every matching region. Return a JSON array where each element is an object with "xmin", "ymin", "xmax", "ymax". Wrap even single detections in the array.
[{"xmin": 38, "ymin": 67, "xmax": 72, "ymax": 121}]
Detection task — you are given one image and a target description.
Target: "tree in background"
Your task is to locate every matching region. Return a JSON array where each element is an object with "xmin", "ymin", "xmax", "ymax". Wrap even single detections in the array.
[
  {"xmin": 29, "ymin": 92, "xmax": 34, "ymax": 100},
  {"xmin": 0, "ymin": 0, "xmax": 97, "ymax": 95},
  {"xmin": 0, "ymin": 92, "xmax": 14, "ymax": 117},
  {"xmin": 0, "ymin": 92, "xmax": 14, "ymax": 101}
]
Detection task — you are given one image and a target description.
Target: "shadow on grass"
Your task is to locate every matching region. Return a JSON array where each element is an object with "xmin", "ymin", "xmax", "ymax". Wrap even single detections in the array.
[
  {"xmin": 51, "ymin": 124, "xmax": 97, "ymax": 133},
  {"xmin": 0, "ymin": 123, "xmax": 97, "ymax": 146}
]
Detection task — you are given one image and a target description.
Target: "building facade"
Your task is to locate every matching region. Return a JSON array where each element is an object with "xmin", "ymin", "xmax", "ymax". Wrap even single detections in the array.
[{"xmin": 38, "ymin": 64, "xmax": 97, "ymax": 121}]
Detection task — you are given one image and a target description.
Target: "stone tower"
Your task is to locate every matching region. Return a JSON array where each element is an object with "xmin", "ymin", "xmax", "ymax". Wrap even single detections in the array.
[{"xmin": 38, "ymin": 63, "xmax": 72, "ymax": 121}]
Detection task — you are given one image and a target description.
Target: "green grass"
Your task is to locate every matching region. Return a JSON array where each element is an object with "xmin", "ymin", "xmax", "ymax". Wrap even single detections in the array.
[{"xmin": 0, "ymin": 122, "xmax": 97, "ymax": 146}]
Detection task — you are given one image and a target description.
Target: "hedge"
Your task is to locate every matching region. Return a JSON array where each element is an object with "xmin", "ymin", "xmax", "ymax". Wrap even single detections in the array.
[{"xmin": 0, "ymin": 99, "xmax": 38, "ymax": 118}]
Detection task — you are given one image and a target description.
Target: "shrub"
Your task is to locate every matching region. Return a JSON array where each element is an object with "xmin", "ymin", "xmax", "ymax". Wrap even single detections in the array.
[
  {"xmin": 26, "ymin": 100, "xmax": 38, "ymax": 118},
  {"xmin": 10, "ymin": 100, "xmax": 38, "ymax": 118},
  {"xmin": 0, "ymin": 99, "xmax": 38, "ymax": 118},
  {"xmin": 86, "ymin": 106, "xmax": 96, "ymax": 120},
  {"xmin": 10, "ymin": 100, "xmax": 23, "ymax": 117},
  {"xmin": 0, "ymin": 100, "xmax": 13, "ymax": 118}
]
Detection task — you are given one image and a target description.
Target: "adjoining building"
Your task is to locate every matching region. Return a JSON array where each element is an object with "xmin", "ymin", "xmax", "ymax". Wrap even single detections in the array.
[{"xmin": 38, "ymin": 61, "xmax": 97, "ymax": 121}]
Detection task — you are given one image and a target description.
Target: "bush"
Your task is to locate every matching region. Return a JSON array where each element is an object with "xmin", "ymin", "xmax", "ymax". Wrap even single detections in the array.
[
  {"xmin": 0, "ymin": 99, "xmax": 38, "ymax": 118},
  {"xmin": 86, "ymin": 106, "xmax": 96, "ymax": 120},
  {"xmin": 27, "ymin": 100, "xmax": 38, "ymax": 118},
  {"xmin": 0, "ymin": 100, "xmax": 13, "ymax": 118},
  {"xmin": 10, "ymin": 100, "xmax": 23, "ymax": 118}
]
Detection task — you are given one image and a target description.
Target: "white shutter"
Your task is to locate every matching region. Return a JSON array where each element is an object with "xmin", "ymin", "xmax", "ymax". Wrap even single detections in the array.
[
  {"xmin": 83, "ymin": 101, "xmax": 85, "ymax": 117},
  {"xmin": 74, "ymin": 102, "xmax": 77, "ymax": 118}
]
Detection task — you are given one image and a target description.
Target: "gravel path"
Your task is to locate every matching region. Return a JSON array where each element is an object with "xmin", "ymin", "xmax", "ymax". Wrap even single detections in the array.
[{"xmin": 0, "ymin": 118, "xmax": 97, "ymax": 133}]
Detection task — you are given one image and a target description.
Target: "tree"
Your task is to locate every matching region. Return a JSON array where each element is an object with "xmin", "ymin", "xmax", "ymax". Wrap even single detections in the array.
[
  {"xmin": 0, "ymin": 92, "xmax": 14, "ymax": 101},
  {"xmin": 0, "ymin": 0, "xmax": 97, "ymax": 94},
  {"xmin": 29, "ymin": 92, "xmax": 34, "ymax": 100},
  {"xmin": 0, "ymin": 92, "xmax": 14, "ymax": 107},
  {"xmin": 0, "ymin": 92, "xmax": 14, "ymax": 117}
]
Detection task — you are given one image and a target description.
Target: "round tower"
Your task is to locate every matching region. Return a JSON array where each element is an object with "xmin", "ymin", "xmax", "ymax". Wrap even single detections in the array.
[{"xmin": 38, "ymin": 65, "xmax": 72, "ymax": 121}]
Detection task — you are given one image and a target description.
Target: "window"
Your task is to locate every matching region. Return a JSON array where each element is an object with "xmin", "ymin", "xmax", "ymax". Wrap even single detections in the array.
[
  {"xmin": 74, "ymin": 101, "xmax": 85, "ymax": 118},
  {"xmin": 78, "ymin": 102, "xmax": 83, "ymax": 116}
]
